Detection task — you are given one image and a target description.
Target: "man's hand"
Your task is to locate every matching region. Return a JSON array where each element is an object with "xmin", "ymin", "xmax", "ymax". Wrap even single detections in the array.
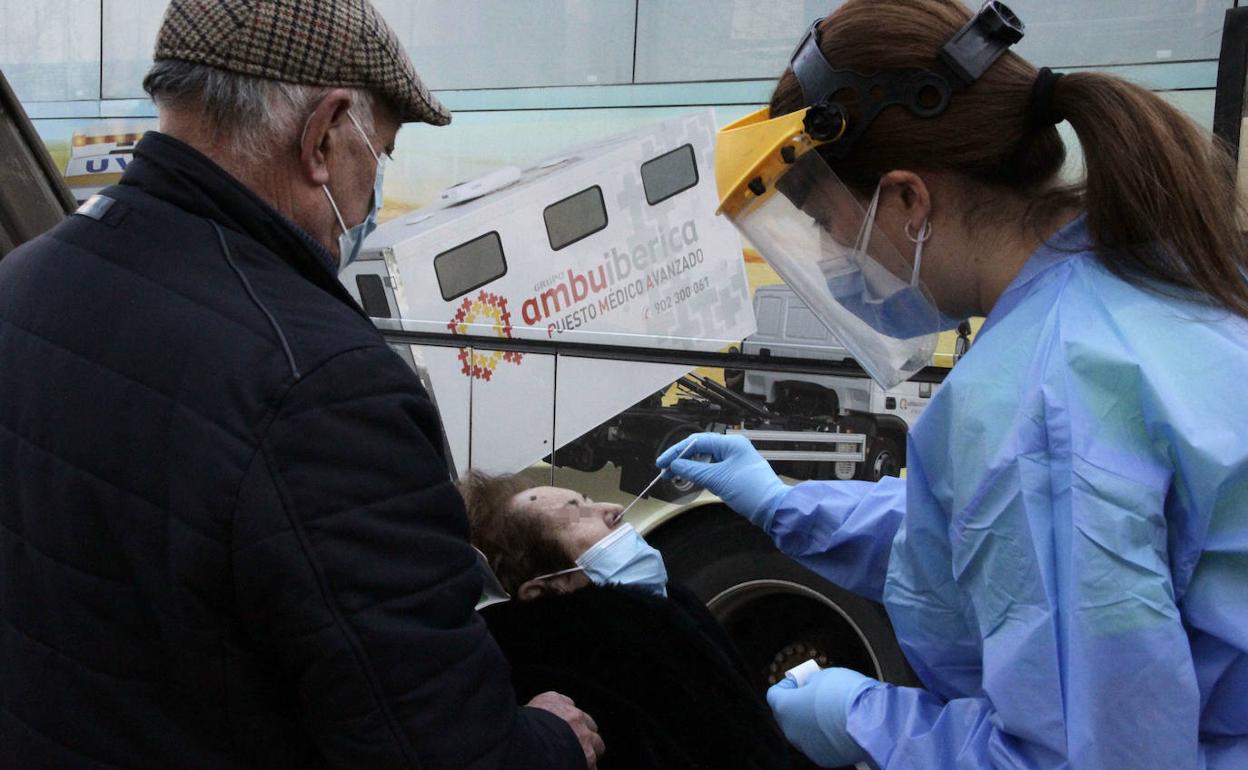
[{"xmin": 527, "ymin": 691, "xmax": 605, "ymax": 769}]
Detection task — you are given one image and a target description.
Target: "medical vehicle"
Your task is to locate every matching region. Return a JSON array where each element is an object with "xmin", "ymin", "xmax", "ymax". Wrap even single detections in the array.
[
  {"xmin": 343, "ymin": 110, "xmax": 953, "ymax": 690},
  {"xmin": 62, "ymin": 128, "xmax": 146, "ymax": 203}
]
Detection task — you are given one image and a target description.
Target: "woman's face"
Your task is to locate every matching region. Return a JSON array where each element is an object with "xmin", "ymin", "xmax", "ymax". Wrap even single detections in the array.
[
  {"xmin": 511, "ymin": 486, "xmax": 625, "ymax": 563},
  {"xmin": 805, "ymin": 183, "xmax": 917, "ymax": 285}
]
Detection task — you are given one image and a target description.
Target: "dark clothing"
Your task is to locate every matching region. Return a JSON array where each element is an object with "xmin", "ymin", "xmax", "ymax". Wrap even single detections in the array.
[
  {"xmin": 0, "ymin": 132, "xmax": 582, "ymax": 770},
  {"xmin": 482, "ymin": 584, "xmax": 794, "ymax": 770}
]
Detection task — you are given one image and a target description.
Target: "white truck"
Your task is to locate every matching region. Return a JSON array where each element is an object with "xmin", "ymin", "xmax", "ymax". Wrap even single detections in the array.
[
  {"xmin": 740, "ymin": 283, "xmax": 970, "ymax": 480},
  {"xmin": 342, "ymin": 110, "xmax": 942, "ymax": 692}
]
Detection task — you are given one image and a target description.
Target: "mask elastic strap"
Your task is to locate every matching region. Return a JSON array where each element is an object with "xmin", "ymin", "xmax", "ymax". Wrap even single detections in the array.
[
  {"xmin": 346, "ymin": 110, "xmax": 385, "ymax": 213},
  {"xmin": 322, "ymin": 185, "xmax": 349, "ymax": 235},
  {"xmin": 856, "ymin": 184, "xmax": 883, "ymax": 254},
  {"xmin": 905, "ymin": 219, "xmax": 933, "ymax": 287},
  {"xmin": 347, "ymin": 110, "xmax": 382, "ymax": 163},
  {"xmin": 529, "ymin": 565, "xmax": 585, "ymax": 582},
  {"xmin": 309, "ymin": 107, "xmax": 376, "ymax": 238}
]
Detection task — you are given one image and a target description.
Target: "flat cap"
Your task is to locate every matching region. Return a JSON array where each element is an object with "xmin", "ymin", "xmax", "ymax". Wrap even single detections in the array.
[{"xmin": 153, "ymin": 0, "xmax": 451, "ymax": 126}]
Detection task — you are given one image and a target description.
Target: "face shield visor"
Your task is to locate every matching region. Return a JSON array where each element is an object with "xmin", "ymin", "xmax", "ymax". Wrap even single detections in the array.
[{"xmin": 717, "ymin": 109, "xmax": 938, "ymax": 389}]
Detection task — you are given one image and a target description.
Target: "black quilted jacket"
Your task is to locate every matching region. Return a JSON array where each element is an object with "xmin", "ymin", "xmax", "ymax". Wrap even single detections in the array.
[{"xmin": 0, "ymin": 132, "xmax": 583, "ymax": 770}]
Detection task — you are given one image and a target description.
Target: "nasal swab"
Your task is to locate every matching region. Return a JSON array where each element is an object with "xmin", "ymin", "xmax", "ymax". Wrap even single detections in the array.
[{"xmin": 611, "ymin": 443, "xmax": 695, "ymax": 524}]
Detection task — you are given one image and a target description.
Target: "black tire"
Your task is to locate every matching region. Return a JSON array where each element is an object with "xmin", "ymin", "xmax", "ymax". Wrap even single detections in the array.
[
  {"xmin": 649, "ymin": 506, "xmax": 917, "ymax": 694},
  {"xmin": 619, "ymin": 423, "xmax": 703, "ymax": 503},
  {"xmin": 648, "ymin": 424, "xmax": 705, "ymax": 502},
  {"xmin": 650, "ymin": 468, "xmax": 702, "ymax": 502},
  {"xmin": 617, "ymin": 455, "xmax": 701, "ymax": 504},
  {"xmin": 855, "ymin": 436, "xmax": 901, "ymax": 481}
]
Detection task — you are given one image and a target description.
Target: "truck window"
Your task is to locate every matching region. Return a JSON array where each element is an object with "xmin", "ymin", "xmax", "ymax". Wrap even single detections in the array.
[
  {"xmin": 543, "ymin": 185, "xmax": 608, "ymax": 250},
  {"xmin": 785, "ymin": 302, "xmax": 830, "ymax": 343},
  {"xmin": 756, "ymin": 295, "xmax": 784, "ymax": 336},
  {"xmin": 434, "ymin": 231, "xmax": 508, "ymax": 301},
  {"xmin": 640, "ymin": 143, "xmax": 698, "ymax": 205},
  {"xmin": 355, "ymin": 274, "xmax": 392, "ymax": 319}
]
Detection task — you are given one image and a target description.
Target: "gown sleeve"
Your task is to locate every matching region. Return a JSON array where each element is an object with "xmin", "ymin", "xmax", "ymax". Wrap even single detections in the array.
[{"xmin": 766, "ymin": 475, "xmax": 907, "ymax": 602}]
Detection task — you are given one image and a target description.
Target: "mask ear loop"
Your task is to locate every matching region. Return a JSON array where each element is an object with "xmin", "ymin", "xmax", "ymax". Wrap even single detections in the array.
[
  {"xmin": 855, "ymin": 184, "xmax": 883, "ymax": 255},
  {"xmin": 528, "ymin": 564, "xmax": 585, "ymax": 582},
  {"xmin": 905, "ymin": 219, "xmax": 933, "ymax": 286},
  {"xmin": 345, "ymin": 110, "xmax": 386, "ymax": 219},
  {"xmin": 323, "ymin": 187, "xmax": 349, "ymax": 235},
  {"xmin": 304, "ymin": 109, "xmax": 379, "ymax": 238},
  {"xmin": 346, "ymin": 110, "xmax": 383, "ymax": 162}
]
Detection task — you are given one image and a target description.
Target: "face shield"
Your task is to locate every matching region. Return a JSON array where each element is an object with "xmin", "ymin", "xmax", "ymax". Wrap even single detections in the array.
[
  {"xmin": 715, "ymin": 2, "xmax": 1025, "ymax": 389},
  {"xmin": 718, "ymin": 109, "xmax": 938, "ymax": 388}
]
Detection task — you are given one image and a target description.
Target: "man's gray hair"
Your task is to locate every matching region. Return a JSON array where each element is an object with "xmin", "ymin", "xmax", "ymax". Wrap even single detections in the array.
[{"xmin": 143, "ymin": 60, "xmax": 375, "ymax": 165}]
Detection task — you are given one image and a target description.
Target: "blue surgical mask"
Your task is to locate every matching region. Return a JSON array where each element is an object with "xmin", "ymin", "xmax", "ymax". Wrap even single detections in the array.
[
  {"xmin": 821, "ymin": 189, "xmax": 963, "ymax": 341},
  {"xmin": 530, "ymin": 524, "xmax": 669, "ymax": 597},
  {"xmin": 578, "ymin": 524, "xmax": 669, "ymax": 597},
  {"xmin": 323, "ymin": 111, "xmax": 386, "ymax": 271}
]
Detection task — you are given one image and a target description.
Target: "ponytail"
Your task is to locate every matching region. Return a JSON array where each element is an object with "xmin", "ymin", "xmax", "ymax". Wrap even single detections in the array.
[
  {"xmin": 1054, "ymin": 73, "xmax": 1248, "ymax": 318},
  {"xmin": 768, "ymin": 0, "xmax": 1248, "ymax": 319}
]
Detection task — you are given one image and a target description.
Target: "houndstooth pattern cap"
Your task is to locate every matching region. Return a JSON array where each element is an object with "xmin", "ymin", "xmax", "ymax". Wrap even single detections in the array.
[{"xmin": 153, "ymin": 0, "xmax": 451, "ymax": 126}]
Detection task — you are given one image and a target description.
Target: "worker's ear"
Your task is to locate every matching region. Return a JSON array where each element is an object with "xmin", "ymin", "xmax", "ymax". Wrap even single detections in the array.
[
  {"xmin": 298, "ymin": 88, "xmax": 355, "ymax": 187},
  {"xmin": 876, "ymin": 169, "xmax": 932, "ymax": 242}
]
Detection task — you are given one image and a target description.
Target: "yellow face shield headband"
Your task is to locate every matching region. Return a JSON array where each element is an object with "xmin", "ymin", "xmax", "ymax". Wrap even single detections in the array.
[
  {"xmin": 717, "ymin": 1, "xmax": 1024, "ymax": 219},
  {"xmin": 714, "ymin": 106, "xmax": 845, "ymax": 219}
]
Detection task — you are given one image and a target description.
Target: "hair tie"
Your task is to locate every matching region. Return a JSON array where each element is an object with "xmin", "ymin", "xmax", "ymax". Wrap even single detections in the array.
[{"xmin": 1030, "ymin": 67, "xmax": 1065, "ymax": 127}]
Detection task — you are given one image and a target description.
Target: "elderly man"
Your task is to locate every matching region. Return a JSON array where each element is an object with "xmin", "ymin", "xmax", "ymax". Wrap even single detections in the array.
[{"xmin": 0, "ymin": 1, "xmax": 601, "ymax": 768}]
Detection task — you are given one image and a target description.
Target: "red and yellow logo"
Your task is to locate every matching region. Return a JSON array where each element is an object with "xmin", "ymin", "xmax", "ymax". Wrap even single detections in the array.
[{"xmin": 447, "ymin": 290, "xmax": 523, "ymax": 381}]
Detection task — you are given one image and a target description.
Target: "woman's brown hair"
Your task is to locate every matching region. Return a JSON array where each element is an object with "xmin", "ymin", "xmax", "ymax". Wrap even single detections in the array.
[
  {"xmin": 456, "ymin": 470, "xmax": 572, "ymax": 596},
  {"xmin": 770, "ymin": 0, "xmax": 1248, "ymax": 318}
]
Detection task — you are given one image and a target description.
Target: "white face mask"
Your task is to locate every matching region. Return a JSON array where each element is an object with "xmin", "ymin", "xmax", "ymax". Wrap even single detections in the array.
[{"xmin": 322, "ymin": 111, "xmax": 386, "ymax": 272}]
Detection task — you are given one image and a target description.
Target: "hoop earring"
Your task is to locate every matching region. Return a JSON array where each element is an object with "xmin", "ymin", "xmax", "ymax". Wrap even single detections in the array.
[{"xmin": 905, "ymin": 220, "xmax": 933, "ymax": 243}]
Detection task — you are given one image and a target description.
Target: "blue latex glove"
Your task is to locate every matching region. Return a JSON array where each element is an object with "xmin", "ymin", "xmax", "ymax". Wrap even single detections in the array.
[
  {"xmin": 656, "ymin": 433, "xmax": 789, "ymax": 529},
  {"xmin": 767, "ymin": 666, "xmax": 878, "ymax": 768}
]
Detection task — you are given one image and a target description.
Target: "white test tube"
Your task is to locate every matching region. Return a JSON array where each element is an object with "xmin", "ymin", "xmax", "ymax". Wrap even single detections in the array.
[{"xmin": 784, "ymin": 658, "xmax": 823, "ymax": 687}]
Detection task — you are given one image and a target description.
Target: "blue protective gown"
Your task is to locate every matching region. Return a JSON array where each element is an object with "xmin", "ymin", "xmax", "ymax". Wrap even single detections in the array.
[{"xmin": 767, "ymin": 216, "xmax": 1248, "ymax": 769}]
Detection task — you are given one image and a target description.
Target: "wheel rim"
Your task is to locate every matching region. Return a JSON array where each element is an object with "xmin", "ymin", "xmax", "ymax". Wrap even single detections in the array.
[
  {"xmin": 707, "ymin": 579, "xmax": 884, "ymax": 685},
  {"xmin": 873, "ymin": 450, "xmax": 898, "ymax": 478}
]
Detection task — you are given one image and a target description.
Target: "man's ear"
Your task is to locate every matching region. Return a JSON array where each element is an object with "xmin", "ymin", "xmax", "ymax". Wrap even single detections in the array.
[
  {"xmin": 298, "ymin": 88, "xmax": 356, "ymax": 187},
  {"xmin": 878, "ymin": 169, "xmax": 932, "ymax": 235}
]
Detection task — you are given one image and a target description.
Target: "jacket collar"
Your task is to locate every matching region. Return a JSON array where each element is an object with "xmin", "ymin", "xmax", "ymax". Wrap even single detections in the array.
[{"xmin": 119, "ymin": 131, "xmax": 364, "ymax": 316}]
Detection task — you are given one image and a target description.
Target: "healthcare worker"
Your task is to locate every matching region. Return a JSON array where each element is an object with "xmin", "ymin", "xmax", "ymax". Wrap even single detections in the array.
[{"xmin": 658, "ymin": 1, "xmax": 1248, "ymax": 767}]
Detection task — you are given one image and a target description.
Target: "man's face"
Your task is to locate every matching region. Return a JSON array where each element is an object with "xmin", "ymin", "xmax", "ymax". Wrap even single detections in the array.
[
  {"xmin": 511, "ymin": 486, "xmax": 625, "ymax": 563},
  {"xmin": 324, "ymin": 103, "xmax": 399, "ymax": 245}
]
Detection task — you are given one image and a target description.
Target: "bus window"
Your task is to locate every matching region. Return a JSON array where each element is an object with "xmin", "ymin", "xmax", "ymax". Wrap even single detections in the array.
[
  {"xmin": 544, "ymin": 186, "xmax": 608, "ymax": 251},
  {"xmin": 434, "ymin": 231, "xmax": 508, "ymax": 301},
  {"xmin": 641, "ymin": 144, "xmax": 698, "ymax": 206}
]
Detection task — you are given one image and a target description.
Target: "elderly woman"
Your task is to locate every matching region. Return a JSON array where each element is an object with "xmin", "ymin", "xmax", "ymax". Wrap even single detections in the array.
[{"xmin": 458, "ymin": 471, "xmax": 797, "ymax": 770}]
